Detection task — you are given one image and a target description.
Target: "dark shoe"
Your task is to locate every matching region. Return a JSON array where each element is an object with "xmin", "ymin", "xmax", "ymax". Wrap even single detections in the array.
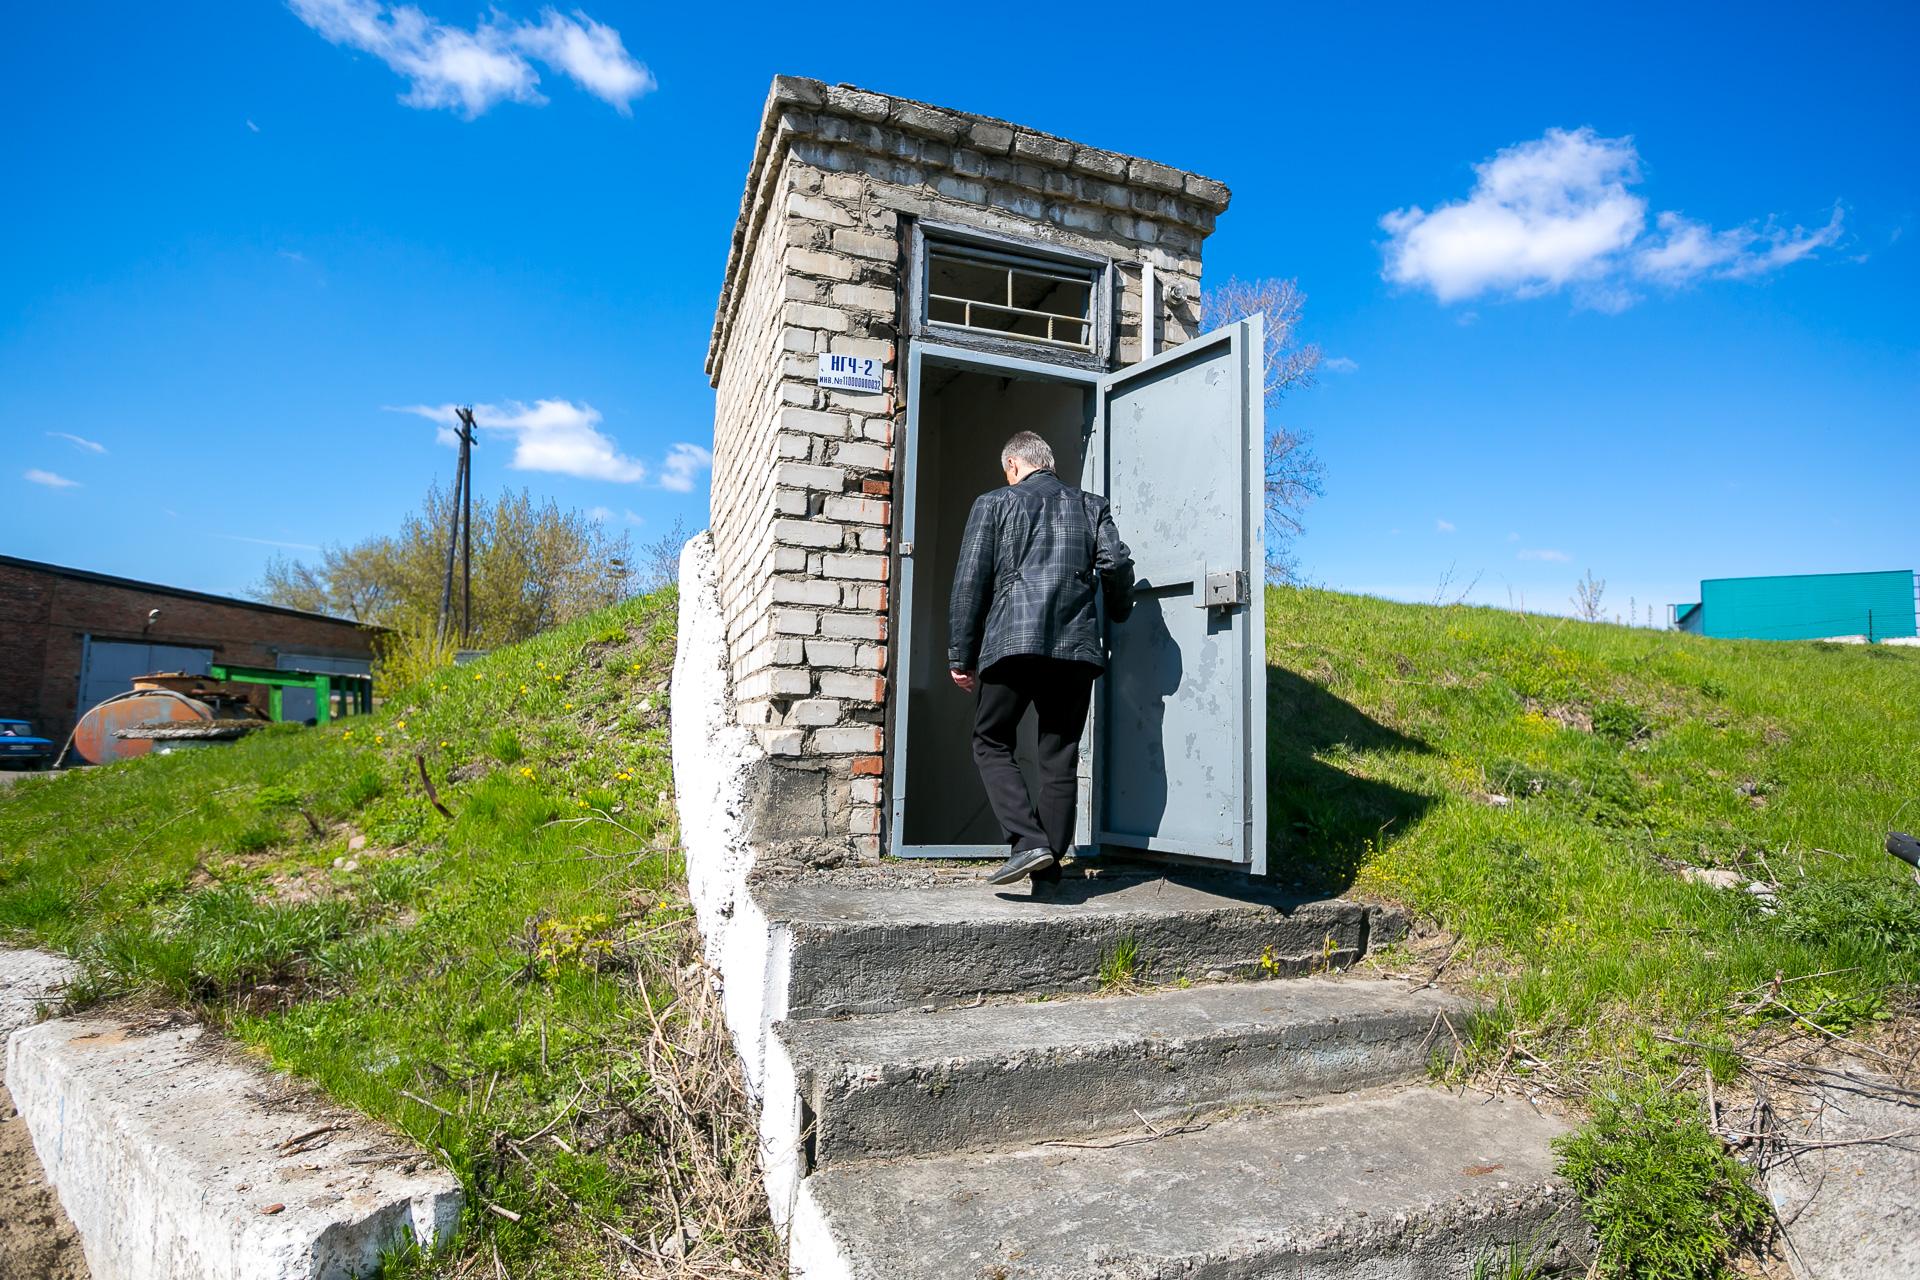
[{"xmin": 988, "ymin": 847, "xmax": 1057, "ymax": 885}]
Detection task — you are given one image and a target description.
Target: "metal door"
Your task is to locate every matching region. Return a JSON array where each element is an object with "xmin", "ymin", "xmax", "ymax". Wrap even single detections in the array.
[
  {"xmin": 1093, "ymin": 318, "xmax": 1266, "ymax": 871},
  {"xmin": 77, "ymin": 638, "xmax": 215, "ymax": 717},
  {"xmin": 276, "ymin": 653, "xmax": 373, "ymax": 723}
]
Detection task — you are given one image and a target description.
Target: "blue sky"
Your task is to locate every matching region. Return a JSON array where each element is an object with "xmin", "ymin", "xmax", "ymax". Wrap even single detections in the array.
[{"xmin": 4, "ymin": 2, "xmax": 1914, "ymax": 622}]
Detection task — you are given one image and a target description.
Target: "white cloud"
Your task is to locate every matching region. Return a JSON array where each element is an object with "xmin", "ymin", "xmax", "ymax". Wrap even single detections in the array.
[
  {"xmin": 1435, "ymin": 519, "xmax": 1456, "ymax": 534},
  {"xmin": 398, "ymin": 399, "xmax": 648, "ymax": 482},
  {"xmin": 1517, "ymin": 548, "xmax": 1571, "ymax": 562},
  {"xmin": 1634, "ymin": 207, "xmax": 1844, "ymax": 283},
  {"xmin": 1382, "ymin": 127, "xmax": 1843, "ymax": 309},
  {"xmin": 246, "ymin": 118, "xmax": 261, "ymax": 133},
  {"xmin": 512, "ymin": 9, "xmax": 653, "ymax": 113},
  {"xmin": 46, "ymin": 431, "xmax": 106, "ymax": 454},
  {"xmin": 658, "ymin": 443, "xmax": 713, "ymax": 493},
  {"xmin": 587, "ymin": 505, "xmax": 614, "ymax": 522},
  {"xmin": 1321, "ymin": 355, "xmax": 1358, "ymax": 373},
  {"xmin": 289, "ymin": 1, "xmax": 653, "ymax": 118},
  {"xmin": 396, "ymin": 402, "xmax": 710, "ymax": 490},
  {"xmin": 25, "ymin": 469, "xmax": 79, "ymax": 488}
]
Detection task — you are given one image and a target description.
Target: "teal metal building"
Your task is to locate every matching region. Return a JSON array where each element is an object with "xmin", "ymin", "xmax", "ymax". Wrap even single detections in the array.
[{"xmin": 1672, "ymin": 570, "xmax": 1919, "ymax": 642}]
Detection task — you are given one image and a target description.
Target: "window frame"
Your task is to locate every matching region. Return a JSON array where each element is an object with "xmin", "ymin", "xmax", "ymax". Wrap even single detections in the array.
[{"xmin": 906, "ymin": 220, "xmax": 1114, "ymax": 370}]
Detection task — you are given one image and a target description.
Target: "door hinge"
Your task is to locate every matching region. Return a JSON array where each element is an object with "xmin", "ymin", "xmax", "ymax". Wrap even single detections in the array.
[{"xmin": 899, "ymin": 541, "xmax": 915, "ymax": 558}]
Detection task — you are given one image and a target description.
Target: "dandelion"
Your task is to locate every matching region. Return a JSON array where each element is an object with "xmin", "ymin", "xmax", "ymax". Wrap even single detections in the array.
[
  {"xmin": 519, "ymin": 684, "xmax": 529, "ymax": 694},
  {"xmin": 536, "ymin": 661, "xmax": 546, "ymax": 669},
  {"xmin": 343, "ymin": 730, "xmax": 353, "ymax": 740},
  {"xmin": 519, "ymin": 766, "xmax": 534, "ymax": 779},
  {"xmin": 576, "ymin": 798, "xmax": 589, "ymax": 808},
  {"xmin": 473, "ymin": 673, "xmax": 483, "ymax": 682},
  {"xmin": 564, "ymin": 702, "xmax": 574, "ymax": 710},
  {"xmin": 375, "ymin": 734, "xmax": 385, "ymax": 744},
  {"xmin": 396, "ymin": 720, "xmax": 407, "ymax": 731},
  {"xmin": 439, "ymin": 740, "xmax": 450, "ymax": 748}
]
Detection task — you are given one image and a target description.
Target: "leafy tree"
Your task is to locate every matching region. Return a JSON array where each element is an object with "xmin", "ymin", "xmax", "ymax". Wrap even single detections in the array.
[
  {"xmin": 1201, "ymin": 276, "xmax": 1325, "ymax": 582},
  {"xmin": 256, "ymin": 484, "xmax": 635, "ymax": 651}
]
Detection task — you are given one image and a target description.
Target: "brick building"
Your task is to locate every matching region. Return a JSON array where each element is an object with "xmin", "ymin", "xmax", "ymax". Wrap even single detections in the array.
[
  {"xmin": 0, "ymin": 555, "xmax": 377, "ymax": 747},
  {"xmin": 706, "ymin": 78, "xmax": 1263, "ymax": 868}
]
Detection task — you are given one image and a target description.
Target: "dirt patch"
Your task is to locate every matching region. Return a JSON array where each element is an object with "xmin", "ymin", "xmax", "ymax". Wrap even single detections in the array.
[{"xmin": 0, "ymin": 1078, "xmax": 89, "ymax": 1279}]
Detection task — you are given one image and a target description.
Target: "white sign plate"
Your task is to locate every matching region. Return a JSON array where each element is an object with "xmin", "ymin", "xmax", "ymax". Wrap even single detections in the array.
[{"xmin": 817, "ymin": 352, "xmax": 884, "ymax": 395}]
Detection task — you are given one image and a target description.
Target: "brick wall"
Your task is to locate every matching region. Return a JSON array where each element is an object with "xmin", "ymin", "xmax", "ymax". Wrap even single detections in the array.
[
  {"xmin": 0, "ymin": 558, "xmax": 376, "ymax": 747},
  {"xmin": 704, "ymin": 77, "xmax": 1227, "ymax": 861}
]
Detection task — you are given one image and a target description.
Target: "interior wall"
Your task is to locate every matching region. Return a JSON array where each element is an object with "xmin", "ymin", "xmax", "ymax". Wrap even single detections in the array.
[{"xmin": 900, "ymin": 369, "xmax": 1091, "ymax": 849}]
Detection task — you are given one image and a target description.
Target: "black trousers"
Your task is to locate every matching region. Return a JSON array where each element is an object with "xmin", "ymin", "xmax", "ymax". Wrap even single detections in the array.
[{"xmin": 971, "ymin": 656, "xmax": 1099, "ymax": 856}]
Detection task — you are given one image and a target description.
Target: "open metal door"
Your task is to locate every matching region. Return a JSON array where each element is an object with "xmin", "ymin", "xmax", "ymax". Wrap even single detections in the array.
[{"xmin": 1093, "ymin": 318, "xmax": 1267, "ymax": 872}]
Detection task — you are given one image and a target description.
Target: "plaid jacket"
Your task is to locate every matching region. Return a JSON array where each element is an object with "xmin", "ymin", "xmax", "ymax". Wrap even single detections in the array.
[{"xmin": 947, "ymin": 469, "xmax": 1135, "ymax": 673}]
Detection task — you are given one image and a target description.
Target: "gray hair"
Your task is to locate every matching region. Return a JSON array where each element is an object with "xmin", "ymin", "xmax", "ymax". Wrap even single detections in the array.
[{"xmin": 1000, "ymin": 431, "xmax": 1055, "ymax": 472}]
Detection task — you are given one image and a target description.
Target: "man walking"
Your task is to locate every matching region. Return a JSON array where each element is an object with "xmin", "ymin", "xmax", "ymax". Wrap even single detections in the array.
[{"xmin": 949, "ymin": 431, "xmax": 1134, "ymax": 887}]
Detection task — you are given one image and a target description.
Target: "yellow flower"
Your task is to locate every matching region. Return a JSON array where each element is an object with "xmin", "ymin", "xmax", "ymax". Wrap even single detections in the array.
[
  {"xmin": 536, "ymin": 661, "xmax": 546, "ymax": 669},
  {"xmin": 439, "ymin": 740, "xmax": 450, "ymax": 748},
  {"xmin": 375, "ymin": 735, "xmax": 385, "ymax": 744},
  {"xmin": 473, "ymin": 673, "xmax": 483, "ymax": 682},
  {"xmin": 519, "ymin": 766, "xmax": 534, "ymax": 778},
  {"xmin": 343, "ymin": 730, "xmax": 353, "ymax": 740},
  {"xmin": 576, "ymin": 798, "xmax": 588, "ymax": 807},
  {"xmin": 519, "ymin": 684, "xmax": 529, "ymax": 694},
  {"xmin": 564, "ymin": 702, "xmax": 574, "ymax": 710},
  {"xmin": 396, "ymin": 720, "xmax": 407, "ymax": 731}
]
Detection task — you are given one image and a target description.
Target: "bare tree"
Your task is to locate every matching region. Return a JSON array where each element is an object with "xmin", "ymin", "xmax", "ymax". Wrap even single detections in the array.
[
  {"xmin": 1572, "ymin": 570, "xmax": 1607, "ymax": 623},
  {"xmin": 1201, "ymin": 277, "xmax": 1324, "ymax": 582},
  {"xmin": 637, "ymin": 516, "xmax": 694, "ymax": 594}
]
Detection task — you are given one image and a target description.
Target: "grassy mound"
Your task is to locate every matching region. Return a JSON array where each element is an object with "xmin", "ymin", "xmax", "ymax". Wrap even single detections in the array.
[
  {"xmin": 5, "ymin": 583, "xmax": 1914, "ymax": 1277},
  {"xmin": 1267, "ymin": 587, "xmax": 1918, "ymax": 1053},
  {"xmin": 0, "ymin": 590, "xmax": 778, "ymax": 1277},
  {"xmin": 1268, "ymin": 587, "xmax": 1918, "ymax": 1275}
]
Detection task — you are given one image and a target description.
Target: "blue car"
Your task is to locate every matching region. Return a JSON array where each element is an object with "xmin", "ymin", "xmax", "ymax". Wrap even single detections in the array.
[{"xmin": 0, "ymin": 719, "xmax": 54, "ymax": 770}]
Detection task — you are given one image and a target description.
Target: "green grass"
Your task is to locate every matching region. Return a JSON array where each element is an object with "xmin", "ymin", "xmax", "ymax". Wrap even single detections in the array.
[
  {"xmin": 1267, "ymin": 587, "xmax": 1918, "ymax": 1275},
  {"xmin": 0, "ymin": 588, "xmax": 778, "ymax": 1277},
  {"xmin": 1098, "ymin": 936, "xmax": 1142, "ymax": 990},
  {"xmin": 1267, "ymin": 587, "xmax": 1919, "ymax": 1052}
]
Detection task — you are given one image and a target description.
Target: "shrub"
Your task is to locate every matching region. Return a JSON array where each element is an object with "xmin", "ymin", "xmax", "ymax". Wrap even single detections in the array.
[{"xmin": 1554, "ymin": 1079, "xmax": 1769, "ymax": 1279}]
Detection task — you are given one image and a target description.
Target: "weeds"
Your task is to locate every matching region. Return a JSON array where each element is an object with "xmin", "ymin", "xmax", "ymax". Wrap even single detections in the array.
[
  {"xmin": 1554, "ymin": 1078, "xmax": 1771, "ymax": 1279},
  {"xmin": 1099, "ymin": 937, "xmax": 1142, "ymax": 990}
]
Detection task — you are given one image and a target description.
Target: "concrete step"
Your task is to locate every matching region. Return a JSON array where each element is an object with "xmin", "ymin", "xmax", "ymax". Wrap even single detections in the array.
[
  {"xmin": 788, "ymin": 1085, "xmax": 1585, "ymax": 1279},
  {"xmin": 8, "ymin": 1012, "xmax": 462, "ymax": 1280},
  {"xmin": 775, "ymin": 977, "xmax": 1472, "ymax": 1167},
  {"xmin": 757, "ymin": 872, "xmax": 1408, "ymax": 1018}
]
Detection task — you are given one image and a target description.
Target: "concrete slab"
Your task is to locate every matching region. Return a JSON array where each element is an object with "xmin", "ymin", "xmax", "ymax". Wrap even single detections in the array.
[
  {"xmin": 1766, "ymin": 1064, "xmax": 1920, "ymax": 1280},
  {"xmin": 760, "ymin": 875, "xmax": 1408, "ymax": 1017},
  {"xmin": 8, "ymin": 1013, "xmax": 462, "ymax": 1280},
  {"xmin": 0, "ymin": 948, "xmax": 79, "ymax": 1074},
  {"xmin": 778, "ymin": 977, "xmax": 1472, "ymax": 1165},
  {"xmin": 790, "ymin": 1086, "xmax": 1583, "ymax": 1279}
]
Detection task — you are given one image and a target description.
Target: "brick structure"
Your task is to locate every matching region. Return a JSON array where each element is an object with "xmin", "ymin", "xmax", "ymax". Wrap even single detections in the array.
[
  {"xmin": 0, "ymin": 555, "xmax": 377, "ymax": 746},
  {"xmin": 704, "ymin": 77, "xmax": 1228, "ymax": 861}
]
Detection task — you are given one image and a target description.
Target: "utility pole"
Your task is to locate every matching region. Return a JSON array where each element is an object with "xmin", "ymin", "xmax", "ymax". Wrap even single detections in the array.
[
  {"xmin": 457, "ymin": 406, "xmax": 476, "ymax": 645},
  {"xmin": 438, "ymin": 407, "xmax": 478, "ymax": 644}
]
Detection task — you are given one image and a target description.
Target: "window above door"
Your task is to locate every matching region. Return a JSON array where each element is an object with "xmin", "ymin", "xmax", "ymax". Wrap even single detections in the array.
[{"xmin": 908, "ymin": 222, "xmax": 1113, "ymax": 369}]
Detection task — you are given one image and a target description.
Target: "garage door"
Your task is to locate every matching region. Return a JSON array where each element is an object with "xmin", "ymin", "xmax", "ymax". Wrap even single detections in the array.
[{"xmin": 77, "ymin": 639, "xmax": 214, "ymax": 718}]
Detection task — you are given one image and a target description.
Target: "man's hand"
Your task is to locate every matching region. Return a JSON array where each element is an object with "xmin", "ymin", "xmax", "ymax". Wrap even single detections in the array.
[{"xmin": 950, "ymin": 669, "xmax": 978, "ymax": 694}]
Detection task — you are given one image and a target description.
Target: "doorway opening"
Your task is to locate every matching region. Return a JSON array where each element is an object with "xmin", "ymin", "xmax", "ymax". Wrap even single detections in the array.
[{"xmin": 894, "ymin": 361, "xmax": 1095, "ymax": 855}]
